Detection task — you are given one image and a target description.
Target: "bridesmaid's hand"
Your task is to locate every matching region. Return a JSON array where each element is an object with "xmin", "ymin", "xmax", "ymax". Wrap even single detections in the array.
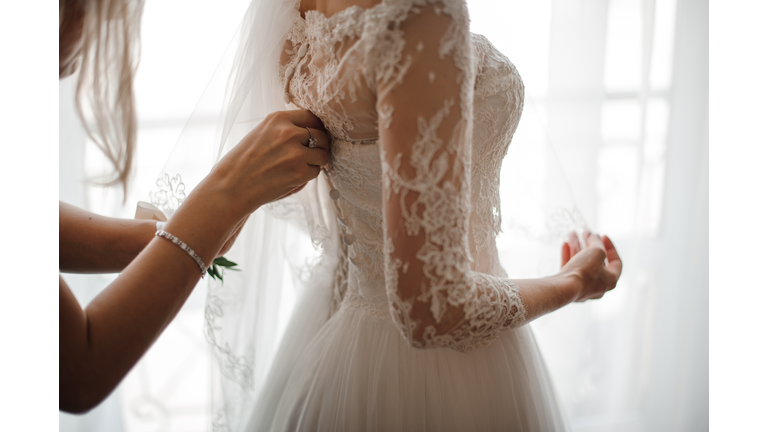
[
  {"xmin": 201, "ymin": 109, "xmax": 330, "ymax": 216},
  {"xmin": 559, "ymin": 231, "xmax": 623, "ymax": 302}
]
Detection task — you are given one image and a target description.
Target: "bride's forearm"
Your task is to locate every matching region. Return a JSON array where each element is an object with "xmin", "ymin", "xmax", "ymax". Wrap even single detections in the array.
[{"xmin": 512, "ymin": 274, "xmax": 581, "ymax": 325}]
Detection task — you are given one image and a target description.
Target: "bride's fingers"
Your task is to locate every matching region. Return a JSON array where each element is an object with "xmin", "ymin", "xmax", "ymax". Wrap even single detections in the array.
[
  {"xmin": 603, "ymin": 235, "xmax": 619, "ymax": 262},
  {"xmin": 584, "ymin": 231, "xmax": 605, "ymax": 250},
  {"xmin": 567, "ymin": 232, "xmax": 580, "ymax": 257},
  {"xmin": 603, "ymin": 235, "xmax": 622, "ymax": 282},
  {"xmin": 561, "ymin": 242, "xmax": 570, "ymax": 267}
]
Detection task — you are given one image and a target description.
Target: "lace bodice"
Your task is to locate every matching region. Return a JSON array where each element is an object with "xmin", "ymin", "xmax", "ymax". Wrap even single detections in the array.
[{"xmin": 280, "ymin": 0, "xmax": 526, "ymax": 352}]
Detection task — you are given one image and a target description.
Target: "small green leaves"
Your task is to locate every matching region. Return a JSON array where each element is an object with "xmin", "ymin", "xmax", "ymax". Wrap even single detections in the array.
[
  {"xmin": 213, "ymin": 257, "xmax": 239, "ymax": 268},
  {"xmin": 207, "ymin": 257, "xmax": 240, "ymax": 281}
]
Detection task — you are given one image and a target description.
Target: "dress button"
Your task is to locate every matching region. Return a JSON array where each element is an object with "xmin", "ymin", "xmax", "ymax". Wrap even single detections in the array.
[
  {"xmin": 329, "ymin": 189, "xmax": 341, "ymax": 200},
  {"xmin": 298, "ymin": 44, "xmax": 308, "ymax": 58},
  {"xmin": 285, "ymin": 65, "xmax": 295, "ymax": 78},
  {"xmin": 283, "ymin": 92, "xmax": 291, "ymax": 103},
  {"xmin": 343, "ymin": 234, "xmax": 356, "ymax": 245}
]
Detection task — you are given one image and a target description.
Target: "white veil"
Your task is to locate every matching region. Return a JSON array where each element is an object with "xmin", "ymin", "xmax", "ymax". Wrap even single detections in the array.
[
  {"xmin": 144, "ymin": 0, "xmax": 349, "ymax": 429},
  {"xmin": 141, "ymin": 0, "xmax": 586, "ymax": 430}
]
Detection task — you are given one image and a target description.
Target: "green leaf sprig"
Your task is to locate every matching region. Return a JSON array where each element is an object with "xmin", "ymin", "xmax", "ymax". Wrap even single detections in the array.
[{"xmin": 207, "ymin": 256, "xmax": 240, "ymax": 281}]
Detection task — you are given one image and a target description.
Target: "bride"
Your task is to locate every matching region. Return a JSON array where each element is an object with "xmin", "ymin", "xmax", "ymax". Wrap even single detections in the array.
[{"xmin": 152, "ymin": 0, "xmax": 622, "ymax": 430}]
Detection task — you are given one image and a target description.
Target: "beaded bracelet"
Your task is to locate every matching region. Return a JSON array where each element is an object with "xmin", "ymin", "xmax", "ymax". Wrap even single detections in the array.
[{"xmin": 155, "ymin": 230, "xmax": 207, "ymax": 277}]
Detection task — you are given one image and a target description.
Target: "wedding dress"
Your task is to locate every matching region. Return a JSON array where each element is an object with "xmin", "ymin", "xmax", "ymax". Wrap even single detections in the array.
[
  {"xmin": 145, "ymin": 0, "xmax": 576, "ymax": 429},
  {"xmin": 221, "ymin": 0, "xmax": 572, "ymax": 430}
]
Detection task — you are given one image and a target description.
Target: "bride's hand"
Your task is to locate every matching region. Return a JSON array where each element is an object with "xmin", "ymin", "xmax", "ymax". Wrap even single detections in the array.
[{"xmin": 559, "ymin": 231, "xmax": 623, "ymax": 302}]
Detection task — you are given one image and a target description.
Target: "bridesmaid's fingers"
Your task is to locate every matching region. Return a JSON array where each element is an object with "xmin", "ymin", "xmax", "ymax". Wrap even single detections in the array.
[
  {"xmin": 561, "ymin": 242, "xmax": 570, "ymax": 267},
  {"xmin": 304, "ymin": 146, "xmax": 330, "ymax": 168},
  {"xmin": 284, "ymin": 109, "xmax": 325, "ymax": 131},
  {"xmin": 295, "ymin": 126, "xmax": 329, "ymax": 150}
]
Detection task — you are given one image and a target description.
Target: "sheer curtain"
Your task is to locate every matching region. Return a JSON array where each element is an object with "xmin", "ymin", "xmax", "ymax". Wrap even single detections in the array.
[
  {"xmin": 59, "ymin": 0, "xmax": 707, "ymax": 430},
  {"xmin": 468, "ymin": 0, "xmax": 707, "ymax": 430}
]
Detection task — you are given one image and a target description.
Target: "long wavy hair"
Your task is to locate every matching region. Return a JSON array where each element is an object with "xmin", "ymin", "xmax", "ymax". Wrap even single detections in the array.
[{"xmin": 60, "ymin": 0, "xmax": 145, "ymax": 196}]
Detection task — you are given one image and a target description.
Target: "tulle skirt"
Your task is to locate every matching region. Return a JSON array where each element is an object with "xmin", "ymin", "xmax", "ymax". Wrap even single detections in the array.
[{"xmin": 246, "ymin": 283, "xmax": 570, "ymax": 432}]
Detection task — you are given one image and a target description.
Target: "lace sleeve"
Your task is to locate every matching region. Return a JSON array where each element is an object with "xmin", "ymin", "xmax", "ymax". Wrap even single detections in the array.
[{"xmin": 376, "ymin": 0, "xmax": 526, "ymax": 352}]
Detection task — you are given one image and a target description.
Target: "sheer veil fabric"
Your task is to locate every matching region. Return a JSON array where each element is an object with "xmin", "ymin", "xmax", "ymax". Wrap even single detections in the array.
[{"xmin": 146, "ymin": 0, "xmax": 586, "ymax": 430}]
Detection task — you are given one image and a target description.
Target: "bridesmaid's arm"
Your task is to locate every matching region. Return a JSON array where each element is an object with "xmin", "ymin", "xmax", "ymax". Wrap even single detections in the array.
[
  {"xmin": 59, "ymin": 189, "xmax": 241, "ymax": 413},
  {"xmin": 59, "ymin": 201, "xmax": 157, "ymax": 273},
  {"xmin": 59, "ymin": 110, "xmax": 330, "ymax": 414}
]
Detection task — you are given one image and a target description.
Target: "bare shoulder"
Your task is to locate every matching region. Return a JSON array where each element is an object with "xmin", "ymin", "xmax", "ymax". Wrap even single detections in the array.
[{"xmin": 300, "ymin": 0, "xmax": 383, "ymax": 17}]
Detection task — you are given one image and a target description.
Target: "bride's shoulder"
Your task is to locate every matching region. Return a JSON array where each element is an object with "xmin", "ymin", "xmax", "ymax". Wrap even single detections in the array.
[
  {"xmin": 359, "ymin": 0, "xmax": 471, "ymax": 58},
  {"xmin": 371, "ymin": 0, "xmax": 469, "ymax": 21},
  {"xmin": 378, "ymin": 0, "xmax": 466, "ymax": 8},
  {"xmin": 357, "ymin": 0, "xmax": 470, "ymax": 53},
  {"xmin": 358, "ymin": 0, "xmax": 472, "ymax": 88}
]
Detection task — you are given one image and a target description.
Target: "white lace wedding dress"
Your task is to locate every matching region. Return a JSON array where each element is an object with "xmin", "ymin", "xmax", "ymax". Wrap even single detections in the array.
[{"xmin": 242, "ymin": 0, "xmax": 570, "ymax": 430}]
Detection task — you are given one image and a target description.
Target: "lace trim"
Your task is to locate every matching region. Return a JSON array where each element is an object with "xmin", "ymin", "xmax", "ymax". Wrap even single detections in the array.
[{"xmin": 339, "ymin": 289, "xmax": 392, "ymax": 321}]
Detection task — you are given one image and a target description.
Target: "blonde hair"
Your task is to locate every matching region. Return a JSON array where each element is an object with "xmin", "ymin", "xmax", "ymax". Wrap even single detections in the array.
[{"xmin": 61, "ymin": 0, "xmax": 145, "ymax": 196}]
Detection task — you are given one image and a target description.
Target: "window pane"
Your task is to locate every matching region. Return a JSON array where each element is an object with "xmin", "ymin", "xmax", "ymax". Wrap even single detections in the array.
[
  {"xmin": 650, "ymin": 0, "xmax": 677, "ymax": 90},
  {"xmin": 604, "ymin": 0, "xmax": 643, "ymax": 92},
  {"xmin": 596, "ymin": 143, "xmax": 640, "ymax": 237},
  {"xmin": 601, "ymin": 99, "xmax": 642, "ymax": 142}
]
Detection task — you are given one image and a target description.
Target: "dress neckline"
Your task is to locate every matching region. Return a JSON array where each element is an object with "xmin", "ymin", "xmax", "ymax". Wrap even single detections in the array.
[{"xmin": 298, "ymin": 1, "xmax": 387, "ymax": 26}]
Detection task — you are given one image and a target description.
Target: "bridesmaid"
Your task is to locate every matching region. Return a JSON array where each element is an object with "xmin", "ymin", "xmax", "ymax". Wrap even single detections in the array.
[{"xmin": 59, "ymin": 0, "xmax": 329, "ymax": 413}]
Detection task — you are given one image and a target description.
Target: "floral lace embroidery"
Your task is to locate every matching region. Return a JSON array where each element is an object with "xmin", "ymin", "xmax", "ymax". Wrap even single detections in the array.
[
  {"xmin": 204, "ymin": 292, "xmax": 254, "ymax": 387},
  {"xmin": 149, "ymin": 173, "xmax": 187, "ymax": 216}
]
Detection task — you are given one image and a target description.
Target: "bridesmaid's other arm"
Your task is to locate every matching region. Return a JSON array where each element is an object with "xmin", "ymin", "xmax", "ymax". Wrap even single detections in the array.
[{"xmin": 59, "ymin": 201, "xmax": 156, "ymax": 273}]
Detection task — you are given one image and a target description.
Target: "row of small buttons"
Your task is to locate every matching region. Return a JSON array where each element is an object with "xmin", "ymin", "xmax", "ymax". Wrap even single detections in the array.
[
  {"xmin": 285, "ymin": 43, "xmax": 358, "ymax": 252},
  {"xmin": 323, "ymin": 169, "xmax": 357, "ymax": 248}
]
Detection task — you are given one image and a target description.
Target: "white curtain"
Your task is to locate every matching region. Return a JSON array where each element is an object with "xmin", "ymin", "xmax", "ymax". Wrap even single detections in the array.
[
  {"xmin": 468, "ymin": 0, "xmax": 707, "ymax": 430},
  {"xmin": 58, "ymin": 0, "xmax": 707, "ymax": 430}
]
